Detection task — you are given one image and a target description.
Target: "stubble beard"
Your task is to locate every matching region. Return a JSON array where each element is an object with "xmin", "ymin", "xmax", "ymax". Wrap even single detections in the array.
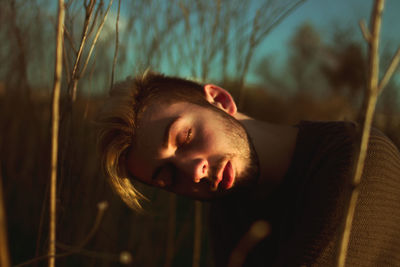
[{"xmin": 208, "ymin": 105, "xmax": 260, "ymax": 192}]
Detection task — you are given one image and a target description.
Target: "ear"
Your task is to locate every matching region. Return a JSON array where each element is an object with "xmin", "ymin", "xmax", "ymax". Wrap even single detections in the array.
[{"xmin": 203, "ymin": 84, "xmax": 237, "ymax": 115}]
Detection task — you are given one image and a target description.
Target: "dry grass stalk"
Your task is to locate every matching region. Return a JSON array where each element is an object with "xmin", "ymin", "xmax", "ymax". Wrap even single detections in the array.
[
  {"xmin": 69, "ymin": 0, "xmax": 97, "ymax": 101},
  {"xmin": 192, "ymin": 201, "xmax": 202, "ymax": 267},
  {"xmin": 337, "ymin": 0, "xmax": 400, "ymax": 266},
  {"xmin": 70, "ymin": 0, "xmax": 96, "ymax": 84},
  {"xmin": 15, "ymin": 201, "xmax": 112, "ymax": 267},
  {"xmin": 0, "ymin": 169, "xmax": 10, "ymax": 267},
  {"xmin": 164, "ymin": 194, "xmax": 176, "ymax": 267},
  {"xmin": 110, "ymin": 0, "xmax": 121, "ymax": 90},
  {"xmin": 49, "ymin": 0, "xmax": 65, "ymax": 266}
]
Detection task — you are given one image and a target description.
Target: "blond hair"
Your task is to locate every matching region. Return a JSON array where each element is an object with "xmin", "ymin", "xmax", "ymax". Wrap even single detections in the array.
[{"xmin": 97, "ymin": 71, "xmax": 207, "ymax": 211}]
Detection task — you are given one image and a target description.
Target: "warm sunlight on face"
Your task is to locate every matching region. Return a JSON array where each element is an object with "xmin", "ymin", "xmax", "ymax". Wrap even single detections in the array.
[{"xmin": 126, "ymin": 101, "xmax": 259, "ymax": 200}]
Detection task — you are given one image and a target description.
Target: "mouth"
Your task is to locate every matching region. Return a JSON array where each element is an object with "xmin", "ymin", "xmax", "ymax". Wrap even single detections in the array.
[{"xmin": 213, "ymin": 160, "xmax": 235, "ymax": 190}]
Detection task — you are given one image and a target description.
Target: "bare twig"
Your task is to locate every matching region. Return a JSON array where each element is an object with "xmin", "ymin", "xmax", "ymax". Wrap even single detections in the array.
[
  {"xmin": 63, "ymin": 27, "xmax": 78, "ymax": 54},
  {"xmin": 69, "ymin": 0, "xmax": 96, "ymax": 100},
  {"xmin": 0, "ymin": 168, "xmax": 10, "ymax": 267},
  {"xmin": 71, "ymin": 0, "xmax": 95, "ymax": 77},
  {"xmin": 359, "ymin": 20, "xmax": 371, "ymax": 42},
  {"xmin": 70, "ymin": 0, "xmax": 113, "ymax": 102},
  {"xmin": 228, "ymin": 220, "xmax": 270, "ymax": 267},
  {"xmin": 255, "ymin": 0, "xmax": 307, "ymax": 47},
  {"xmin": 336, "ymin": 1, "xmax": 386, "ymax": 266},
  {"xmin": 237, "ymin": 0, "xmax": 305, "ymax": 110},
  {"xmin": 49, "ymin": 0, "xmax": 65, "ymax": 266},
  {"xmin": 87, "ymin": 0, "xmax": 103, "ymax": 36},
  {"xmin": 14, "ymin": 246, "xmax": 130, "ymax": 267},
  {"xmin": 110, "ymin": 0, "xmax": 121, "ymax": 90},
  {"xmin": 237, "ymin": 10, "xmax": 260, "ymax": 110},
  {"xmin": 79, "ymin": 0, "xmax": 114, "ymax": 78},
  {"xmin": 63, "ymin": 41, "xmax": 72, "ymax": 84},
  {"xmin": 192, "ymin": 201, "xmax": 202, "ymax": 267},
  {"xmin": 378, "ymin": 46, "xmax": 400, "ymax": 92},
  {"xmin": 77, "ymin": 201, "xmax": 108, "ymax": 247}
]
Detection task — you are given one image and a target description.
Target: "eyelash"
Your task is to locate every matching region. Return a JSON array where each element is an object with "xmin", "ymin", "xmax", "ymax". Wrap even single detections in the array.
[{"xmin": 181, "ymin": 128, "xmax": 192, "ymax": 146}]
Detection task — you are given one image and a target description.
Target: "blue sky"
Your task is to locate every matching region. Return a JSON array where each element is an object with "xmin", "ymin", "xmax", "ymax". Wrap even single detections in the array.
[
  {"xmin": 106, "ymin": 0, "xmax": 399, "ymax": 84},
  {"xmin": 78, "ymin": 0, "xmax": 400, "ymax": 93},
  {"xmin": 257, "ymin": 0, "xmax": 400, "ymax": 52},
  {"xmin": 248, "ymin": 0, "xmax": 400, "ymax": 82}
]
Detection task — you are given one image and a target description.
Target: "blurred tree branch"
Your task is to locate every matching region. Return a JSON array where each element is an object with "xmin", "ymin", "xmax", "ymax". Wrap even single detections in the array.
[
  {"xmin": 237, "ymin": 0, "xmax": 306, "ymax": 110},
  {"xmin": 69, "ymin": 0, "xmax": 96, "ymax": 99},
  {"xmin": 69, "ymin": 0, "xmax": 114, "ymax": 102}
]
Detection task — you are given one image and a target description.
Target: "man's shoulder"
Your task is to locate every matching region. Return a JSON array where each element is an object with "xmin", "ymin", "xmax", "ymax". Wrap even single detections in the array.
[
  {"xmin": 295, "ymin": 120, "xmax": 399, "ymax": 163},
  {"xmin": 266, "ymin": 120, "xmax": 400, "ymax": 266}
]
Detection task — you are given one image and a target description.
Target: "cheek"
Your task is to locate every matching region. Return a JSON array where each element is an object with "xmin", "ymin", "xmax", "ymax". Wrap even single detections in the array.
[
  {"xmin": 198, "ymin": 128, "xmax": 220, "ymax": 149},
  {"xmin": 127, "ymin": 151, "xmax": 153, "ymax": 184}
]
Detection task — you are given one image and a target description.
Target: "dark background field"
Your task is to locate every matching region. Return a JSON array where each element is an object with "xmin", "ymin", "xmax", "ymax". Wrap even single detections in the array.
[{"xmin": 0, "ymin": 0, "xmax": 399, "ymax": 266}]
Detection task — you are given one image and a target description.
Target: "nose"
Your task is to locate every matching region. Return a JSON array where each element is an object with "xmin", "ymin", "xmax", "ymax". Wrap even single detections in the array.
[
  {"xmin": 193, "ymin": 158, "xmax": 209, "ymax": 183},
  {"xmin": 175, "ymin": 157, "xmax": 208, "ymax": 183}
]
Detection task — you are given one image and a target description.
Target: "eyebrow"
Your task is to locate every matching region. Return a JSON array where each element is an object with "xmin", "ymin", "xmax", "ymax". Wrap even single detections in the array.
[
  {"xmin": 153, "ymin": 116, "xmax": 181, "ymax": 181},
  {"xmin": 162, "ymin": 116, "xmax": 181, "ymax": 148}
]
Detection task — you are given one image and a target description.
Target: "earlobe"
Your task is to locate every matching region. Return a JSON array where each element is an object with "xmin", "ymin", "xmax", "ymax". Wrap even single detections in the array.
[{"xmin": 203, "ymin": 84, "xmax": 237, "ymax": 115}]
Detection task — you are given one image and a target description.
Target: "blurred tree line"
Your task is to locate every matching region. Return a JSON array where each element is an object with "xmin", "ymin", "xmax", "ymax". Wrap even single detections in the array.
[{"xmin": 0, "ymin": 0, "xmax": 398, "ymax": 266}]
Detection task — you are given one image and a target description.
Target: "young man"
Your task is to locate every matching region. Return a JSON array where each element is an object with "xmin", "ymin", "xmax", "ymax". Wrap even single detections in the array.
[{"xmin": 97, "ymin": 71, "xmax": 400, "ymax": 266}]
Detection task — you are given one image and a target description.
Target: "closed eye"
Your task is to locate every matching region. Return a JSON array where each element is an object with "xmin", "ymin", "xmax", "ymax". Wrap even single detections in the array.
[
  {"xmin": 184, "ymin": 128, "xmax": 193, "ymax": 145},
  {"xmin": 178, "ymin": 128, "xmax": 193, "ymax": 147}
]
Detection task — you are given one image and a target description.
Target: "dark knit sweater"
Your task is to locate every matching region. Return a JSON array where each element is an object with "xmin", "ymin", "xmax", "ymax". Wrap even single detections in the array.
[{"xmin": 210, "ymin": 121, "xmax": 400, "ymax": 267}]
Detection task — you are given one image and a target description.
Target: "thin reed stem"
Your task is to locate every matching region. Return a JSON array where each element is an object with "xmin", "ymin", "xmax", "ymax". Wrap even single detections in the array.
[
  {"xmin": 164, "ymin": 194, "xmax": 176, "ymax": 267},
  {"xmin": 49, "ymin": 0, "xmax": 65, "ymax": 266},
  {"xmin": 192, "ymin": 201, "xmax": 202, "ymax": 267},
  {"xmin": 110, "ymin": 0, "xmax": 121, "ymax": 90},
  {"xmin": 0, "ymin": 168, "xmax": 10, "ymax": 267}
]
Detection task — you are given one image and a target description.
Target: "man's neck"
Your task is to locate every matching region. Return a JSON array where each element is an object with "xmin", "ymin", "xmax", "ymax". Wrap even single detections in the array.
[{"xmin": 235, "ymin": 112, "xmax": 299, "ymax": 189}]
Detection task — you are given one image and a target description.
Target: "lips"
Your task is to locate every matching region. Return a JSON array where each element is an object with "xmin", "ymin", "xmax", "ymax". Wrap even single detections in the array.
[{"xmin": 215, "ymin": 160, "xmax": 235, "ymax": 190}]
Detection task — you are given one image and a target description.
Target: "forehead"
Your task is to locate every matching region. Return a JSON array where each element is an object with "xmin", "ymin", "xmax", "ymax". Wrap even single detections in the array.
[{"xmin": 136, "ymin": 101, "xmax": 191, "ymax": 139}]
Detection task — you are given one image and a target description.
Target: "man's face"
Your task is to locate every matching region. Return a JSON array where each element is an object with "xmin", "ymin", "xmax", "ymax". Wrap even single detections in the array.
[{"xmin": 126, "ymin": 100, "xmax": 259, "ymax": 200}]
